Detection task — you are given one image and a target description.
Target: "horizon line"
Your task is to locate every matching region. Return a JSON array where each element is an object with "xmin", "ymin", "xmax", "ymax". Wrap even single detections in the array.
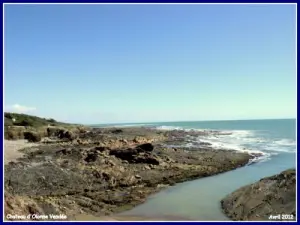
[{"xmin": 88, "ymin": 118, "xmax": 296, "ymax": 126}]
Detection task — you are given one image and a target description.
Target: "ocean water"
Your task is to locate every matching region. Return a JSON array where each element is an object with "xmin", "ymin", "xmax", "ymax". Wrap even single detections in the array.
[{"xmin": 99, "ymin": 119, "xmax": 296, "ymax": 221}]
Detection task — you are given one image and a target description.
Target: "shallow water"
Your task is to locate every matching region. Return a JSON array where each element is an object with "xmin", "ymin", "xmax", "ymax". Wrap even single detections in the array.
[
  {"xmin": 116, "ymin": 119, "xmax": 296, "ymax": 221},
  {"xmin": 120, "ymin": 153, "xmax": 295, "ymax": 220}
]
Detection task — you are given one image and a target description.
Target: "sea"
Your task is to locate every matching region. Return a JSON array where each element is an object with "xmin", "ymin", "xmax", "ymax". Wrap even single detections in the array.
[{"xmin": 94, "ymin": 119, "xmax": 297, "ymax": 221}]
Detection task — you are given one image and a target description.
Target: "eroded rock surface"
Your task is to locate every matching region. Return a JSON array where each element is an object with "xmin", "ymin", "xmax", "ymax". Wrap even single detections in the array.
[
  {"xmin": 221, "ymin": 169, "xmax": 296, "ymax": 221},
  {"xmin": 5, "ymin": 127, "xmax": 254, "ymax": 221}
]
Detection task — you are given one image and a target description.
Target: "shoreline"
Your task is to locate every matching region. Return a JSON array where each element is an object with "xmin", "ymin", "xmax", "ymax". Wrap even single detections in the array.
[{"xmin": 4, "ymin": 126, "xmax": 257, "ymax": 221}]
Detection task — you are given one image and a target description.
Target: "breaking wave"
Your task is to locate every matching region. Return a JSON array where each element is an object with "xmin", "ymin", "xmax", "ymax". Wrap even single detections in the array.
[{"xmin": 153, "ymin": 125, "xmax": 296, "ymax": 164}]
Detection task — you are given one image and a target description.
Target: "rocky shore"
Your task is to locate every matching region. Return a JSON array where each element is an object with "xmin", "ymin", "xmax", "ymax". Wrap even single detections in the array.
[
  {"xmin": 221, "ymin": 169, "xmax": 296, "ymax": 221},
  {"xmin": 4, "ymin": 126, "xmax": 255, "ymax": 221}
]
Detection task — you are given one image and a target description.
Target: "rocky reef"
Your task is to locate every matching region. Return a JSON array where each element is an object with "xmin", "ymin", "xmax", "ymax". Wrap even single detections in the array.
[
  {"xmin": 4, "ymin": 126, "xmax": 255, "ymax": 221},
  {"xmin": 221, "ymin": 169, "xmax": 296, "ymax": 221}
]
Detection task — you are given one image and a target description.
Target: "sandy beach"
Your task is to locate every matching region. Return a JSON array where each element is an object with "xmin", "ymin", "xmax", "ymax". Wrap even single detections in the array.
[{"xmin": 4, "ymin": 139, "xmax": 39, "ymax": 165}]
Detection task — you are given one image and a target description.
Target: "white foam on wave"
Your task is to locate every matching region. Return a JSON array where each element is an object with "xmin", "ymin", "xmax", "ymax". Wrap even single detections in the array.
[
  {"xmin": 155, "ymin": 126, "xmax": 296, "ymax": 155},
  {"xmin": 108, "ymin": 123, "xmax": 154, "ymax": 128},
  {"xmin": 195, "ymin": 132, "xmax": 272, "ymax": 163},
  {"xmin": 263, "ymin": 144, "xmax": 296, "ymax": 153},
  {"xmin": 155, "ymin": 125, "xmax": 296, "ymax": 164},
  {"xmin": 155, "ymin": 126, "xmax": 204, "ymax": 132},
  {"xmin": 273, "ymin": 139, "xmax": 296, "ymax": 146},
  {"xmin": 197, "ymin": 130, "xmax": 295, "ymax": 154},
  {"xmin": 219, "ymin": 130, "xmax": 253, "ymax": 137},
  {"xmin": 155, "ymin": 126, "xmax": 184, "ymax": 131}
]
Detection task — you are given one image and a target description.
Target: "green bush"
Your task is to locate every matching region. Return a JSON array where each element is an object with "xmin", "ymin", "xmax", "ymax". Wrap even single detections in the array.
[
  {"xmin": 4, "ymin": 112, "xmax": 82, "ymax": 140},
  {"xmin": 14, "ymin": 119, "xmax": 34, "ymax": 127},
  {"xmin": 4, "ymin": 117, "xmax": 13, "ymax": 126},
  {"xmin": 47, "ymin": 118, "xmax": 56, "ymax": 123},
  {"xmin": 4, "ymin": 113, "xmax": 68, "ymax": 128}
]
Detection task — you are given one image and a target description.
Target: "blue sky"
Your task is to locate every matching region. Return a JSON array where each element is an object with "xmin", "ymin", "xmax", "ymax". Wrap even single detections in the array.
[{"xmin": 4, "ymin": 4, "xmax": 296, "ymax": 124}]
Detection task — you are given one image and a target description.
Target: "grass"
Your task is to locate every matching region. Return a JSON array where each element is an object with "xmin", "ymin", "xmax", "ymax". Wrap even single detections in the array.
[
  {"xmin": 4, "ymin": 112, "xmax": 85, "ymax": 140},
  {"xmin": 4, "ymin": 112, "xmax": 75, "ymax": 128}
]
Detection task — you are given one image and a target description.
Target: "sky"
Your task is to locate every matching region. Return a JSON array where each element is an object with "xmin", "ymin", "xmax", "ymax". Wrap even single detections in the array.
[{"xmin": 4, "ymin": 4, "xmax": 296, "ymax": 124}]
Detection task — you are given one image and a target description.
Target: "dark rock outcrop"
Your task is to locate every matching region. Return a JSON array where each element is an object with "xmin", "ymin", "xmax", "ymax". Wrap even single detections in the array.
[
  {"xmin": 111, "ymin": 129, "xmax": 123, "ymax": 134},
  {"xmin": 221, "ymin": 169, "xmax": 296, "ymax": 221},
  {"xmin": 24, "ymin": 132, "xmax": 41, "ymax": 143},
  {"xmin": 47, "ymin": 127, "xmax": 76, "ymax": 141},
  {"xmin": 136, "ymin": 143, "xmax": 154, "ymax": 152},
  {"xmin": 5, "ymin": 126, "xmax": 255, "ymax": 221},
  {"xmin": 109, "ymin": 148, "xmax": 138, "ymax": 161},
  {"xmin": 134, "ymin": 153, "xmax": 160, "ymax": 165},
  {"xmin": 109, "ymin": 143, "xmax": 157, "ymax": 164}
]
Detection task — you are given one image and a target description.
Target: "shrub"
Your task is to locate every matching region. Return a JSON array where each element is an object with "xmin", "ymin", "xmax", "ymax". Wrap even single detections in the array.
[
  {"xmin": 4, "ymin": 127, "xmax": 25, "ymax": 140},
  {"xmin": 4, "ymin": 118, "xmax": 13, "ymax": 126},
  {"xmin": 14, "ymin": 119, "xmax": 34, "ymax": 127},
  {"xmin": 47, "ymin": 118, "xmax": 56, "ymax": 123}
]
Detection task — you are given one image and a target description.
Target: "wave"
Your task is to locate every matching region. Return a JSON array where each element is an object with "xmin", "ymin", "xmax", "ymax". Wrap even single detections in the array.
[
  {"xmin": 155, "ymin": 126, "xmax": 196, "ymax": 131},
  {"xmin": 273, "ymin": 139, "xmax": 296, "ymax": 146},
  {"xmin": 194, "ymin": 133, "xmax": 272, "ymax": 163},
  {"xmin": 155, "ymin": 125, "xmax": 218, "ymax": 133},
  {"xmin": 153, "ymin": 125, "xmax": 295, "ymax": 164},
  {"xmin": 103, "ymin": 123, "xmax": 154, "ymax": 128}
]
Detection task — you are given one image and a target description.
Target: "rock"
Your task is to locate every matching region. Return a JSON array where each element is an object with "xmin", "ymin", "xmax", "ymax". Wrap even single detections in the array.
[
  {"xmin": 94, "ymin": 146, "xmax": 107, "ymax": 152},
  {"xmin": 109, "ymin": 148, "xmax": 138, "ymax": 161},
  {"xmin": 84, "ymin": 151, "xmax": 98, "ymax": 163},
  {"xmin": 165, "ymin": 156, "xmax": 175, "ymax": 163},
  {"xmin": 76, "ymin": 139, "xmax": 85, "ymax": 145},
  {"xmin": 5, "ymin": 126, "xmax": 256, "ymax": 219},
  {"xmin": 47, "ymin": 127, "xmax": 58, "ymax": 137},
  {"xmin": 64, "ymin": 131, "xmax": 76, "ymax": 140},
  {"xmin": 56, "ymin": 148, "xmax": 71, "ymax": 155},
  {"xmin": 47, "ymin": 128, "xmax": 76, "ymax": 141},
  {"xmin": 58, "ymin": 130, "xmax": 75, "ymax": 141},
  {"xmin": 135, "ymin": 143, "xmax": 154, "ymax": 152},
  {"xmin": 134, "ymin": 154, "xmax": 160, "ymax": 165},
  {"xmin": 221, "ymin": 169, "xmax": 296, "ymax": 221},
  {"xmin": 199, "ymin": 141, "xmax": 212, "ymax": 146},
  {"xmin": 111, "ymin": 129, "xmax": 123, "ymax": 134},
  {"xmin": 5, "ymin": 193, "xmax": 43, "ymax": 221},
  {"xmin": 135, "ymin": 174, "xmax": 142, "ymax": 179},
  {"xmin": 24, "ymin": 131, "xmax": 41, "ymax": 143},
  {"xmin": 109, "ymin": 146, "xmax": 159, "ymax": 165},
  {"xmin": 133, "ymin": 136, "xmax": 148, "ymax": 143},
  {"xmin": 144, "ymin": 165, "xmax": 151, "ymax": 170},
  {"xmin": 120, "ymin": 139, "xmax": 128, "ymax": 144},
  {"xmin": 41, "ymin": 137, "xmax": 56, "ymax": 143},
  {"xmin": 105, "ymin": 160, "xmax": 116, "ymax": 167}
]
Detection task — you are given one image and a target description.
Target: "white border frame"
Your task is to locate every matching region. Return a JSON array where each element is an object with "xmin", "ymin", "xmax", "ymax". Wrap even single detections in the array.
[{"xmin": 2, "ymin": 2, "xmax": 298, "ymax": 223}]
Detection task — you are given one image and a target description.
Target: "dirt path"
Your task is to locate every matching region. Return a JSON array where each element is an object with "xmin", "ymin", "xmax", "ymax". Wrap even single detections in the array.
[{"xmin": 4, "ymin": 140, "xmax": 39, "ymax": 165}]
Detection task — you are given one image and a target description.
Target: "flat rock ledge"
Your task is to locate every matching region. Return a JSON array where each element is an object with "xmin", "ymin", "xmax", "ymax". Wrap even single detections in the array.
[{"xmin": 4, "ymin": 127, "xmax": 255, "ymax": 221}]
